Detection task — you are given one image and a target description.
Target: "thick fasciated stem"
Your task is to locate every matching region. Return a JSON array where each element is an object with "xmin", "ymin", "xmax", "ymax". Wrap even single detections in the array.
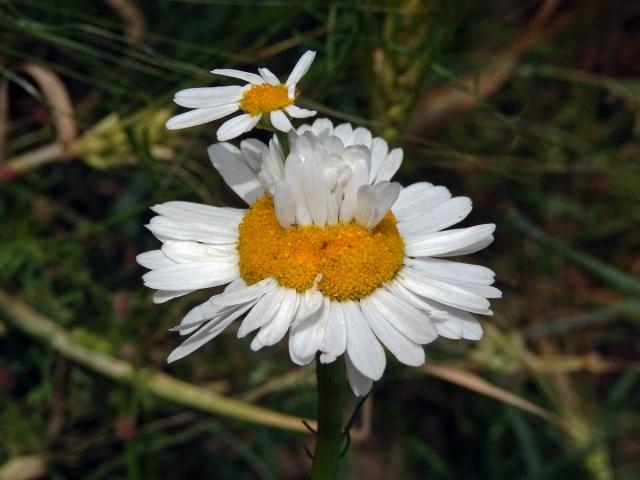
[{"xmin": 310, "ymin": 355, "xmax": 345, "ymax": 480}]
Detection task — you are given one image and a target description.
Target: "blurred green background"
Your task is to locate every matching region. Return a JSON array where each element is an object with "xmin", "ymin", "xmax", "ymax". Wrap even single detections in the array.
[{"xmin": 1, "ymin": 0, "xmax": 639, "ymax": 479}]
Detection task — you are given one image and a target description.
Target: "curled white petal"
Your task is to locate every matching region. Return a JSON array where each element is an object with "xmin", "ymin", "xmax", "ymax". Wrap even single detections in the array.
[{"xmin": 286, "ymin": 50, "xmax": 316, "ymax": 86}]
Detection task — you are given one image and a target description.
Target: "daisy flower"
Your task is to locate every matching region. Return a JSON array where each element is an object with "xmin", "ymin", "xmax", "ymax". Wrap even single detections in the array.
[
  {"xmin": 138, "ymin": 118, "xmax": 501, "ymax": 396},
  {"xmin": 165, "ymin": 51, "xmax": 317, "ymax": 141}
]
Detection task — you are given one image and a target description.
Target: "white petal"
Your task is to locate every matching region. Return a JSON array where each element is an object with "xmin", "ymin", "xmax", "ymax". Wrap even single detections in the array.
[
  {"xmin": 252, "ymin": 289, "xmax": 299, "ymax": 348},
  {"xmin": 146, "ymin": 216, "xmax": 238, "ymax": 244},
  {"xmin": 286, "ymin": 50, "xmax": 316, "ymax": 86},
  {"xmin": 353, "ymin": 185, "xmax": 377, "ymax": 228},
  {"xmin": 418, "ymin": 298, "xmax": 484, "ymax": 340},
  {"xmin": 319, "ymin": 353, "xmax": 337, "ymax": 364},
  {"xmin": 273, "ymin": 181, "xmax": 297, "ymax": 228},
  {"xmin": 153, "ymin": 289, "xmax": 193, "ymax": 304},
  {"xmin": 270, "ymin": 109, "xmax": 293, "ymax": 132},
  {"xmin": 397, "ymin": 267, "xmax": 492, "ymax": 315},
  {"xmin": 142, "ymin": 263, "xmax": 239, "ymax": 290},
  {"xmin": 403, "ymin": 224, "xmax": 496, "ymax": 257},
  {"xmin": 369, "ymin": 288, "xmax": 438, "ymax": 344},
  {"xmin": 360, "ymin": 297, "xmax": 425, "ymax": 366},
  {"xmin": 294, "ymin": 288, "xmax": 324, "ymax": 324},
  {"xmin": 406, "ymin": 260, "xmax": 500, "ymax": 299},
  {"xmin": 284, "ymin": 153, "xmax": 313, "ymax": 225},
  {"xmin": 339, "ymin": 146, "xmax": 371, "ymax": 223},
  {"xmin": 166, "ymin": 104, "xmax": 239, "ymax": 130},
  {"xmin": 333, "ymin": 123, "xmax": 353, "ymax": 144},
  {"xmin": 258, "ymin": 67, "xmax": 280, "ymax": 85},
  {"xmin": 174, "ymin": 86, "xmax": 243, "ymax": 108},
  {"xmin": 310, "ymin": 118, "xmax": 334, "ymax": 138},
  {"xmin": 398, "ymin": 197, "xmax": 472, "ymax": 235},
  {"xmin": 456, "ymin": 315, "xmax": 483, "ymax": 340},
  {"xmin": 289, "ymin": 297, "xmax": 329, "ymax": 365},
  {"xmin": 212, "ymin": 68, "xmax": 264, "ymax": 84},
  {"xmin": 374, "ymin": 148, "xmax": 403, "ymax": 182},
  {"xmin": 348, "ymin": 127, "xmax": 372, "ymax": 149},
  {"xmin": 161, "ymin": 240, "xmax": 238, "ymax": 264},
  {"xmin": 452, "ymin": 282, "xmax": 502, "ymax": 299},
  {"xmin": 172, "ymin": 298, "xmax": 221, "ymax": 335},
  {"xmin": 137, "ymin": 250, "xmax": 174, "ymax": 269},
  {"xmin": 216, "ymin": 113, "xmax": 259, "ymax": 141},
  {"xmin": 151, "ymin": 202, "xmax": 244, "ymax": 226},
  {"xmin": 240, "ymin": 138, "xmax": 268, "ymax": 170},
  {"xmin": 285, "ymin": 105, "xmax": 316, "ymax": 118},
  {"xmin": 258, "ymin": 137, "xmax": 286, "ymax": 191},
  {"xmin": 208, "ymin": 142, "xmax": 264, "ymax": 204},
  {"xmin": 296, "ymin": 124, "xmax": 312, "ymax": 135},
  {"xmin": 237, "ymin": 287, "xmax": 284, "ymax": 338},
  {"xmin": 320, "ymin": 301, "xmax": 347, "ymax": 358},
  {"xmin": 167, "ymin": 301, "xmax": 254, "ymax": 362},
  {"xmin": 392, "ymin": 183, "xmax": 450, "ymax": 220},
  {"xmin": 211, "ymin": 277, "xmax": 278, "ymax": 307},
  {"xmin": 405, "ymin": 257, "xmax": 496, "ymax": 285},
  {"xmin": 323, "ymin": 135, "xmax": 345, "ymax": 156},
  {"xmin": 292, "ymin": 130, "xmax": 315, "ymax": 156},
  {"xmin": 302, "ymin": 156, "xmax": 329, "ymax": 226},
  {"xmin": 342, "ymin": 301, "xmax": 385, "ymax": 380},
  {"xmin": 369, "ymin": 137, "xmax": 389, "ymax": 183},
  {"xmin": 434, "ymin": 314, "xmax": 484, "ymax": 340},
  {"xmin": 392, "ymin": 285, "xmax": 484, "ymax": 341},
  {"xmin": 438, "ymin": 234, "xmax": 495, "ymax": 257},
  {"xmin": 385, "ymin": 279, "xmax": 484, "ymax": 341},
  {"xmin": 434, "ymin": 318, "xmax": 463, "ymax": 339},
  {"xmin": 346, "ymin": 353, "xmax": 373, "ymax": 397},
  {"xmin": 367, "ymin": 181, "xmax": 401, "ymax": 228}
]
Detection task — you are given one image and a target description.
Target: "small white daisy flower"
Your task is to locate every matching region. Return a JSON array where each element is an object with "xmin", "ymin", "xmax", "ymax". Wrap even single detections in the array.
[
  {"xmin": 165, "ymin": 51, "xmax": 317, "ymax": 140},
  {"xmin": 138, "ymin": 118, "xmax": 501, "ymax": 396}
]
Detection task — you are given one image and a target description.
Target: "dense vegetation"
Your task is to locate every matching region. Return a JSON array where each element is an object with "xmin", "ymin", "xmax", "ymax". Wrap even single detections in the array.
[{"xmin": 1, "ymin": 1, "xmax": 639, "ymax": 478}]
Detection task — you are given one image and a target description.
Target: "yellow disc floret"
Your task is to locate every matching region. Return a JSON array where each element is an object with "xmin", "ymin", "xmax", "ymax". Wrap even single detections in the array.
[
  {"xmin": 237, "ymin": 195, "xmax": 405, "ymax": 301},
  {"xmin": 239, "ymin": 84, "xmax": 293, "ymax": 116}
]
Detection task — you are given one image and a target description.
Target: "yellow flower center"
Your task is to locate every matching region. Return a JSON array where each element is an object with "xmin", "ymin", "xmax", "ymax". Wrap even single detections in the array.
[
  {"xmin": 237, "ymin": 195, "xmax": 405, "ymax": 301},
  {"xmin": 239, "ymin": 84, "xmax": 293, "ymax": 116}
]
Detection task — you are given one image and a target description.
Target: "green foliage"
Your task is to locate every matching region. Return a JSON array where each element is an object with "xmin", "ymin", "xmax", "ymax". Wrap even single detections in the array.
[{"xmin": 1, "ymin": 0, "xmax": 639, "ymax": 479}]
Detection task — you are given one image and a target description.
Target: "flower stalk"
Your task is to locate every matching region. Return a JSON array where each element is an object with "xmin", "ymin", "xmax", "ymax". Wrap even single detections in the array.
[{"xmin": 311, "ymin": 355, "xmax": 345, "ymax": 480}]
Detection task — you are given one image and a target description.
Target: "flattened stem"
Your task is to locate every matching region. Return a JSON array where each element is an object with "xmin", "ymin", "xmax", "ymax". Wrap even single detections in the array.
[{"xmin": 311, "ymin": 354, "xmax": 345, "ymax": 480}]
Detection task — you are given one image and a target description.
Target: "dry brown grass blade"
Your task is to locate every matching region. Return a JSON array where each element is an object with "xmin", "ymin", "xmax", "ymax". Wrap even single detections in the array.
[
  {"xmin": 21, "ymin": 64, "xmax": 77, "ymax": 149},
  {"xmin": 0, "ymin": 455, "xmax": 47, "ymax": 480},
  {"xmin": 527, "ymin": 353, "xmax": 640, "ymax": 374},
  {"xmin": 409, "ymin": 0, "xmax": 577, "ymax": 135},
  {"xmin": 0, "ymin": 290, "xmax": 315, "ymax": 433},
  {"xmin": 104, "ymin": 0, "xmax": 146, "ymax": 45},
  {"xmin": 4, "ymin": 143, "xmax": 64, "ymax": 175},
  {"xmin": 254, "ymin": 25, "xmax": 326, "ymax": 59},
  {"xmin": 422, "ymin": 364, "xmax": 569, "ymax": 431}
]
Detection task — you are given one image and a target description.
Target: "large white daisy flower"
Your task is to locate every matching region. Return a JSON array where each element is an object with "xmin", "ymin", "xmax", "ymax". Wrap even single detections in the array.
[
  {"xmin": 165, "ymin": 51, "xmax": 317, "ymax": 141},
  {"xmin": 138, "ymin": 118, "xmax": 500, "ymax": 396}
]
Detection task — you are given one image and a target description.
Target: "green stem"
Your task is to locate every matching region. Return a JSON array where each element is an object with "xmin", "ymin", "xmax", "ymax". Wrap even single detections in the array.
[{"xmin": 311, "ymin": 355, "xmax": 345, "ymax": 480}]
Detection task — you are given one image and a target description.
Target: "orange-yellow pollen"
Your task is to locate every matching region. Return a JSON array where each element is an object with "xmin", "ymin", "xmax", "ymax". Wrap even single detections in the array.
[
  {"xmin": 237, "ymin": 195, "xmax": 405, "ymax": 301},
  {"xmin": 239, "ymin": 84, "xmax": 292, "ymax": 116}
]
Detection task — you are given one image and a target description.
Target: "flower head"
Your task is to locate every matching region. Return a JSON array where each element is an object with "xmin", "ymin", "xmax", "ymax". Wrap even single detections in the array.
[
  {"xmin": 165, "ymin": 51, "xmax": 317, "ymax": 140},
  {"xmin": 138, "ymin": 118, "xmax": 500, "ymax": 396}
]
